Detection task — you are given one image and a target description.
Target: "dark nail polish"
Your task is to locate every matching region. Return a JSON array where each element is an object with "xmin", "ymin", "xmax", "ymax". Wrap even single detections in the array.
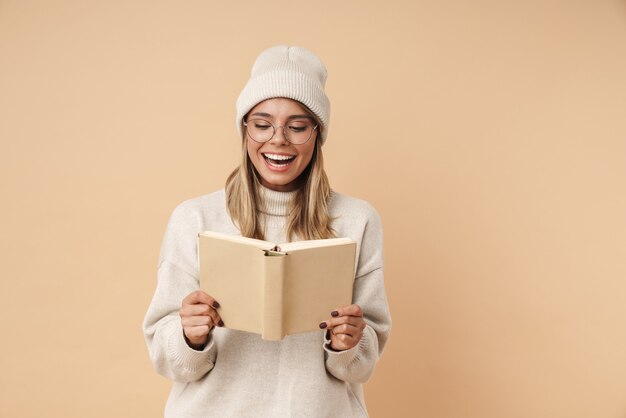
[
  {"xmin": 326, "ymin": 330, "xmax": 331, "ymax": 340},
  {"xmin": 218, "ymin": 319, "xmax": 224, "ymax": 327},
  {"xmin": 319, "ymin": 322, "xmax": 327, "ymax": 329},
  {"xmin": 331, "ymin": 310, "xmax": 339, "ymax": 317},
  {"xmin": 212, "ymin": 301, "xmax": 221, "ymax": 309}
]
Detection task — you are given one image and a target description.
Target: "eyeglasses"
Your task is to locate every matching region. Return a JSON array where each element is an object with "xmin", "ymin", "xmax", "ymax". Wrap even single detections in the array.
[{"xmin": 243, "ymin": 118, "xmax": 319, "ymax": 145}]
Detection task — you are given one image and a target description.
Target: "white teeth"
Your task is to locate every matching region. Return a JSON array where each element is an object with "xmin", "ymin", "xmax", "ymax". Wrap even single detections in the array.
[{"xmin": 263, "ymin": 153, "xmax": 295, "ymax": 161}]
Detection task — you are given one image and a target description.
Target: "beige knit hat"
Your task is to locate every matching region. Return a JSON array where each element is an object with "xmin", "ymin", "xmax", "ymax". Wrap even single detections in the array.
[{"xmin": 236, "ymin": 45, "xmax": 330, "ymax": 144}]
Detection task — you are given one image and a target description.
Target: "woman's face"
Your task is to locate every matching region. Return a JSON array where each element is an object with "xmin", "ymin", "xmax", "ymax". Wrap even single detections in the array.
[{"xmin": 246, "ymin": 98, "xmax": 318, "ymax": 192}]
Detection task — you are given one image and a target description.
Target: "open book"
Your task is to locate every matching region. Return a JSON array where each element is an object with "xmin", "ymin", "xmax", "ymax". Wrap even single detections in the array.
[{"xmin": 198, "ymin": 231, "xmax": 356, "ymax": 340}]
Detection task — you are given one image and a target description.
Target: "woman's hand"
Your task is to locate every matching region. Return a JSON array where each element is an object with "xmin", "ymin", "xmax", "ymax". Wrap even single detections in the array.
[
  {"xmin": 180, "ymin": 290, "xmax": 223, "ymax": 350},
  {"xmin": 320, "ymin": 304, "xmax": 366, "ymax": 351}
]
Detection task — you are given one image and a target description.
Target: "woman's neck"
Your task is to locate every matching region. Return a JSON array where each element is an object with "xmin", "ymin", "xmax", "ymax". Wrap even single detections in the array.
[{"xmin": 258, "ymin": 185, "xmax": 297, "ymax": 217}]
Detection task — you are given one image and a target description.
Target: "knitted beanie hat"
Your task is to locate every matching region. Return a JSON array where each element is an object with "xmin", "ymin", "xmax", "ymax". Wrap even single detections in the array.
[{"xmin": 236, "ymin": 45, "xmax": 330, "ymax": 144}]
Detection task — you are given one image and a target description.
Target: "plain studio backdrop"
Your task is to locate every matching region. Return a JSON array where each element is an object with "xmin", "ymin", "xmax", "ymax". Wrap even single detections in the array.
[{"xmin": 1, "ymin": 1, "xmax": 626, "ymax": 417}]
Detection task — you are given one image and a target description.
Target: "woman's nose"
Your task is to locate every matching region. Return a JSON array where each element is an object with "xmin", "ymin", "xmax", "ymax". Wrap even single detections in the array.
[{"xmin": 270, "ymin": 126, "xmax": 289, "ymax": 145}]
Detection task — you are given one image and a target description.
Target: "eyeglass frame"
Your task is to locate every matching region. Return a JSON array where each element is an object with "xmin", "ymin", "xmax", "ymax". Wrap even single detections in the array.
[{"xmin": 243, "ymin": 117, "xmax": 319, "ymax": 145}]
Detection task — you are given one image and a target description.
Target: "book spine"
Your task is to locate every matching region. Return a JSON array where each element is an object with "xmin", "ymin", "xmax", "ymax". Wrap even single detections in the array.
[{"xmin": 261, "ymin": 255, "xmax": 285, "ymax": 340}]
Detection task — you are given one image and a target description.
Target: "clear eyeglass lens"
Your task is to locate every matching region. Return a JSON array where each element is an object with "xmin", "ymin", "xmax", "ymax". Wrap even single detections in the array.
[{"xmin": 246, "ymin": 118, "xmax": 314, "ymax": 144}]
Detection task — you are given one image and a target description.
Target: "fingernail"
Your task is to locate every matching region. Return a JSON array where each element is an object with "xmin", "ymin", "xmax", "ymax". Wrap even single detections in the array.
[
  {"xmin": 212, "ymin": 301, "xmax": 221, "ymax": 309},
  {"xmin": 325, "ymin": 330, "xmax": 331, "ymax": 339},
  {"xmin": 319, "ymin": 322, "xmax": 327, "ymax": 329},
  {"xmin": 331, "ymin": 310, "xmax": 339, "ymax": 317},
  {"xmin": 218, "ymin": 320, "xmax": 224, "ymax": 327}
]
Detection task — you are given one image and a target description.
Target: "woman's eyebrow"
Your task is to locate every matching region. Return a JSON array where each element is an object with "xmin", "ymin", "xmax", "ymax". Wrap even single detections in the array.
[
  {"xmin": 287, "ymin": 114, "xmax": 313, "ymax": 120},
  {"xmin": 249, "ymin": 112, "xmax": 272, "ymax": 118}
]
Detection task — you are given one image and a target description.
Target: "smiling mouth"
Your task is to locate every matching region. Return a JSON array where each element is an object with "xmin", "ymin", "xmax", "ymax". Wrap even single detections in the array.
[{"xmin": 263, "ymin": 153, "xmax": 296, "ymax": 167}]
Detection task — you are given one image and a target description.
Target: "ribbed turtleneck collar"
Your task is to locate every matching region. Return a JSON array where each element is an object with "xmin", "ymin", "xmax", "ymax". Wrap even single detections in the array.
[{"xmin": 258, "ymin": 186, "xmax": 297, "ymax": 217}]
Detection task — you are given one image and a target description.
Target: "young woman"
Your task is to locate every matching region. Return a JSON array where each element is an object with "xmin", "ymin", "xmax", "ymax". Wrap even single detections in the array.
[{"xmin": 144, "ymin": 45, "xmax": 391, "ymax": 418}]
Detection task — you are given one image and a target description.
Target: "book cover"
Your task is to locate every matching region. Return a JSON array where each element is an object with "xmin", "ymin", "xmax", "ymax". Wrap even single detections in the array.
[{"xmin": 198, "ymin": 231, "xmax": 356, "ymax": 340}]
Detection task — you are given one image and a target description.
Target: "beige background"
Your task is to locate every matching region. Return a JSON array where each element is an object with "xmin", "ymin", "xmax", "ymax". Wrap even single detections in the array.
[{"xmin": 1, "ymin": 1, "xmax": 626, "ymax": 417}]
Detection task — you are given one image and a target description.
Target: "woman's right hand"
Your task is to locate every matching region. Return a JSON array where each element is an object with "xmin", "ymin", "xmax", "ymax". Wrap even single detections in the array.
[{"xmin": 180, "ymin": 290, "xmax": 223, "ymax": 350}]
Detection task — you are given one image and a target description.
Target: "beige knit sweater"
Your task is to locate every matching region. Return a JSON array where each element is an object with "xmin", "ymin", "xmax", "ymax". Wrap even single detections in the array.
[{"xmin": 143, "ymin": 187, "xmax": 391, "ymax": 418}]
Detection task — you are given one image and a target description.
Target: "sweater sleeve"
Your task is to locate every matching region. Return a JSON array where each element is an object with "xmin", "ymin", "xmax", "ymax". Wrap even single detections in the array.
[
  {"xmin": 143, "ymin": 203, "xmax": 217, "ymax": 383},
  {"xmin": 323, "ymin": 205, "xmax": 392, "ymax": 383}
]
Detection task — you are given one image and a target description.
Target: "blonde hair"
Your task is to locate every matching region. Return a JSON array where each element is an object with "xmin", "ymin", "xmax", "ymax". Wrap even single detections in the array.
[{"xmin": 225, "ymin": 113, "xmax": 334, "ymax": 241}]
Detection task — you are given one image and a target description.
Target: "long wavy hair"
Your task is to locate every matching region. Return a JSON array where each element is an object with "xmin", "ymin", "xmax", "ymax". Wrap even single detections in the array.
[{"xmin": 225, "ymin": 106, "xmax": 335, "ymax": 242}]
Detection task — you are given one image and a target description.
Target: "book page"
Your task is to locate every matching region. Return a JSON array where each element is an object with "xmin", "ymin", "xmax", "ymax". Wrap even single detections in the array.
[{"xmin": 278, "ymin": 237, "xmax": 353, "ymax": 253}]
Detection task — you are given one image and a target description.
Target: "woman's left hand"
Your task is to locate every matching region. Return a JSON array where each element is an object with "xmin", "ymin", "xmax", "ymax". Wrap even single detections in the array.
[{"xmin": 320, "ymin": 304, "xmax": 366, "ymax": 351}]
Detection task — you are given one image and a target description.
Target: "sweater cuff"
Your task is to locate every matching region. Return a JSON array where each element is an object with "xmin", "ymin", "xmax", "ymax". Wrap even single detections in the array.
[
  {"xmin": 323, "ymin": 326, "xmax": 369, "ymax": 365},
  {"xmin": 168, "ymin": 325, "xmax": 216, "ymax": 370}
]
